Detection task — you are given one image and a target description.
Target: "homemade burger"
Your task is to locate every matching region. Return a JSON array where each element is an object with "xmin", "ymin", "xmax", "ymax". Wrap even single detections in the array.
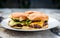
[{"xmin": 9, "ymin": 11, "xmax": 48, "ymax": 29}]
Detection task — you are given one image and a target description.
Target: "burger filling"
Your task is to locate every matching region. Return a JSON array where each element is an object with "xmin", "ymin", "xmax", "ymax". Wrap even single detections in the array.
[{"xmin": 9, "ymin": 18, "xmax": 48, "ymax": 29}]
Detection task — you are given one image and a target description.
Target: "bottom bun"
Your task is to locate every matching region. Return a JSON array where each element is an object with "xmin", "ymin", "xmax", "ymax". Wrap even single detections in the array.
[{"xmin": 43, "ymin": 25, "xmax": 48, "ymax": 28}]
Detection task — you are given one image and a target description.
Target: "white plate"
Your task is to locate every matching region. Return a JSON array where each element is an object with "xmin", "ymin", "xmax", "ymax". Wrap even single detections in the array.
[{"xmin": 1, "ymin": 17, "xmax": 59, "ymax": 31}]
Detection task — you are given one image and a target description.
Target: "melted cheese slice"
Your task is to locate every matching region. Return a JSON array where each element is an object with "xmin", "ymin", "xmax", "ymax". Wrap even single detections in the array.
[{"xmin": 31, "ymin": 21, "xmax": 44, "ymax": 27}]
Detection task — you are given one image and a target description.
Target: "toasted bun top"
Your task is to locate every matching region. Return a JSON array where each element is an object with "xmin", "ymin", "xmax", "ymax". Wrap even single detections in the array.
[
  {"xmin": 25, "ymin": 11, "xmax": 34, "ymax": 14},
  {"xmin": 10, "ymin": 12, "xmax": 27, "ymax": 18},
  {"xmin": 25, "ymin": 11, "xmax": 41, "ymax": 16},
  {"xmin": 28, "ymin": 13, "xmax": 48, "ymax": 20},
  {"xmin": 10, "ymin": 11, "xmax": 49, "ymax": 21}
]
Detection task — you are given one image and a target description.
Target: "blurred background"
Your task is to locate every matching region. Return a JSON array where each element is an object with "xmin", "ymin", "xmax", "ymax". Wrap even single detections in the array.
[{"xmin": 0, "ymin": 0, "xmax": 60, "ymax": 9}]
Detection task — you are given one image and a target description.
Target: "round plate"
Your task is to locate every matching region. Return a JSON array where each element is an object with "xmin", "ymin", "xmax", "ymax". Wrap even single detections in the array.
[{"xmin": 1, "ymin": 17, "xmax": 59, "ymax": 31}]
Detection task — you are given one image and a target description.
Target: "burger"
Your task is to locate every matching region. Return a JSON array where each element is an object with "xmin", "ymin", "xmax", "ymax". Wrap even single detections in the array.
[{"xmin": 9, "ymin": 11, "xmax": 48, "ymax": 29}]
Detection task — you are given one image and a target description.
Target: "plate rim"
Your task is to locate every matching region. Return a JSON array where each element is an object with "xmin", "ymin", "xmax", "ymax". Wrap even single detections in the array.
[{"xmin": 1, "ymin": 17, "xmax": 59, "ymax": 31}]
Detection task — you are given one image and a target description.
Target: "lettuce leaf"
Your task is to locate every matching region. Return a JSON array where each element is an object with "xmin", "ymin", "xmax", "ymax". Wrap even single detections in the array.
[{"xmin": 11, "ymin": 18, "xmax": 32, "ymax": 26}]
